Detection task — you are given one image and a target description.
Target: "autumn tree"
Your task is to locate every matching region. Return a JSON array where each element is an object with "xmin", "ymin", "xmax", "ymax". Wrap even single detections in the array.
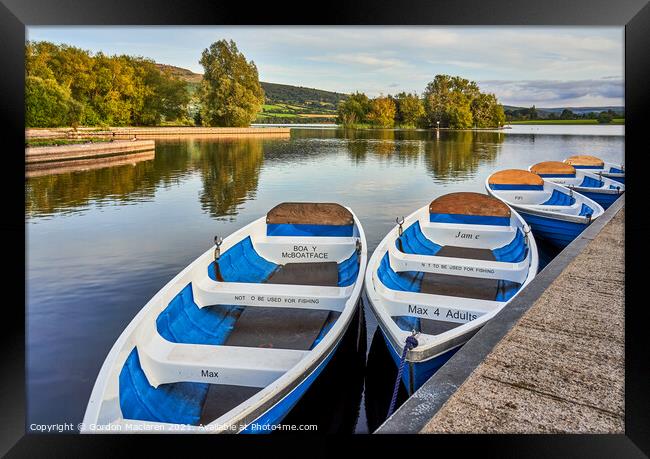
[
  {"xmin": 25, "ymin": 41, "xmax": 191, "ymax": 127},
  {"xmin": 471, "ymin": 93, "xmax": 505, "ymax": 128},
  {"xmin": 395, "ymin": 92, "xmax": 425, "ymax": 127},
  {"xmin": 423, "ymin": 74, "xmax": 504, "ymax": 129},
  {"xmin": 198, "ymin": 40, "xmax": 264, "ymax": 127},
  {"xmin": 336, "ymin": 92, "xmax": 371, "ymax": 126},
  {"xmin": 25, "ymin": 76, "xmax": 82, "ymax": 127},
  {"xmin": 367, "ymin": 96, "xmax": 397, "ymax": 127}
]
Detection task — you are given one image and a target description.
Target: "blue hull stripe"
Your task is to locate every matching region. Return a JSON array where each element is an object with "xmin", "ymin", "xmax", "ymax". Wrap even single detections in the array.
[
  {"xmin": 267, "ymin": 223, "xmax": 353, "ymax": 237},
  {"xmin": 538, "ymin": 173, "xmax": 576, "ymax": 178},
  {"xmin": 518, "ymin": 211, "xmax": 588, "ymax": 248},
  {"xmin": 429, "ymin": 213, "xmax": 509, "ymax": 226},
  {"xmin": 383, "ymin": 332, "xmax": 460, "ymax": 394},
  {"xmin": 489, "ymin": 183, "xmax": 543, "ymax": 191}
]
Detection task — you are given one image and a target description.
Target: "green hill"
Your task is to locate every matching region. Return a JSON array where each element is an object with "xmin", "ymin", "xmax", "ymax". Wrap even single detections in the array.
[{"xmin": 156, "ymin": 64, "xmax": 346, "ymax": 123}]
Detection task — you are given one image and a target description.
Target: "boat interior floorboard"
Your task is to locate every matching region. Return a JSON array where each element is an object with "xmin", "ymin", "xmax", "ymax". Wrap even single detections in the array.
[
  {"xmin": 420, "ymin": 273, "xmax": 499, "ymax": 300},
  {"xmin": 266, "ymin": 262, "xmax": 339, "ymax": 286},
  {"xmin": 436, "ymin": 245, "xmax": 496, "ymax": 261},
  {"xmin": 224, "ymin": 307, "xmax": 338, "ymax": 350},
  {"xmin": 418, "ymin": 317, "xmax": 464, "ymax": 335},
  {"xmin": 198, "ymin": 384, "xmax": 262, "ymax": 426}
]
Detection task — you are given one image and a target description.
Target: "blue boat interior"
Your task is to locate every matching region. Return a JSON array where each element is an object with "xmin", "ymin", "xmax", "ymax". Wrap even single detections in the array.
[
  {"xmin": 382, "ymin": 221, "xmax": 525, "ymax": 334},
  {"xmin": 610, "ymin": 167, "xmax": 623, "ymax": 174},
  {"xmin": 579, "ymin": 203, "xmax": 594, "ymax": 217},
  {"xmin": 579, "ymin": 175, "xmax": 604, "ymax": 188},
  {"xmin": 396, "ymin": 221, "xmax": 527, "ymax": 264},
  {"xmin": 542, "ymin": 189, "xmax": 576, "ymax": 206},
  {"xmin": 120, "ymin": 234, "xmax": 359, "ymax": 426}
]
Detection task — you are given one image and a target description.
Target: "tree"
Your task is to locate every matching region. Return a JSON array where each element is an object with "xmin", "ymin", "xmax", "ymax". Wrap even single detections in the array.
[
  {"xmin": 471, "ymin": 93, "xmax": 505, "ymax": 128},
  {"xmin": 395, "ymin": 92, "xmax": 425, "ymax": 127},
  {"xmin": 423, "ymin": 75, "xmax": 454, "ymax": 127},
  {"xmin": 198, "ymin": 40, "xmax": 264, "ymax": 127},
  {"xmin": 25, "ymin": 76, "xmax": 80, "ymax": 127},
  {"xmin": 367, "ymin": 96, "xmax": 397, "ymax": 127},
  {"xmin": 336, "ymin": 92, "xmax": 371, "ymax": 126},
  {"xmin": 25, "ymin": 41, "xmax": 192, "ymax": 127},
  {"xmin": 528, "ymin": 105, "xmax": 538, "ymax": 120},
  {"xmin": 423, "ymin": 74, "xmax": 486, "ymax": 129},
  {"xmin": 597, "ymin": 111, "xmax": 613, "ymax": 124},
  {"xmin": 560, "ymin": 108, "xmax": 575, "ymax": 120},
  {"xmin": 447, "ymin": 91, "xmax": 474, "ymax": 129}
]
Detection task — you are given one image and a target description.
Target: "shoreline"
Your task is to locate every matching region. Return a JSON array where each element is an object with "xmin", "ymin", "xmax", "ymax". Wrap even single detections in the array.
[{"xmin": 26, "ymin": 126, "xmax": 292, "ymax": 140}]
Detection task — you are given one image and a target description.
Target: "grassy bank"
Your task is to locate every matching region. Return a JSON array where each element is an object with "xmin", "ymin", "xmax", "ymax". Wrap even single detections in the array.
[
  {"xmin": 26, "ymin": 137, "xmax": 113, "ymax": 148},
  {"xmin": 508, "ymin": 119, "xmax": 624, "ymax": 125}
]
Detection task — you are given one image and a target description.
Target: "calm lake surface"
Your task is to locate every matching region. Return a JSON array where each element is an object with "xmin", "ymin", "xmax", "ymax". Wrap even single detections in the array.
[{"xmin": 26, "ymin": 126, "xmax": 624, "ymax": 432}]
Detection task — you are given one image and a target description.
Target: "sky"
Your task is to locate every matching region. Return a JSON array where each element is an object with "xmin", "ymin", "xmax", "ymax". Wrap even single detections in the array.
[{"xmin": 27, "ymin": 26, "xmax": 624, "ymax": 108}]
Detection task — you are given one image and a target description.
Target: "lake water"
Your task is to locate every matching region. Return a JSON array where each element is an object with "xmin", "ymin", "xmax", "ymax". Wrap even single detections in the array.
[{"xmin": 26, "ymin": 126, "xmax": 624, "ymax": 432}]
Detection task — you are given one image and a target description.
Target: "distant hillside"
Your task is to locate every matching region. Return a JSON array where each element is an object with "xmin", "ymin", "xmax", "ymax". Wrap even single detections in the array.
[
  {"xmin": 156, "ymin": 64, "xmax": 203, "ymax": 84},
  {"xmin": 155, "ymin": 63, "xmax": 347, "ymax": 123},
  {"xmin": 260, "ymin": 82, "xmax": 348, "ymax": 107},
  {"xmin": 154, "ymin": 63, "xmax": 347, "ymax": 105},
  {"xmin": 503, "ymin": 105, "xmax": 624, "ymax": 116}
]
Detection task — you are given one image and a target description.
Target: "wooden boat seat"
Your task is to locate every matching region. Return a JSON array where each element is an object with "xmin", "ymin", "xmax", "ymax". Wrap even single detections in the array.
[
  {"xmin": 565, "ymin": 155, "xmax": 605, "ymax": 168},
  {"xmin": 429, "ymin": 192, "xmax": 510, "ymax": 218},
  {"xmin": 224, "ymin": 307, "xmax": 339, "ymax": 351},
  {"xmin": 531, "ymin": 161, "xmax": 576, "ymax": 175},
  {"xmin": 488, "ymin": 169, "xmax": 544, "ymax": 186},
  {"xmin": 266, "ymin": 262, "xmax": 339, "ymax": 287},
  {"xmin": 266, "ymin": 202, "xmax": 353, "ymax": 226}
]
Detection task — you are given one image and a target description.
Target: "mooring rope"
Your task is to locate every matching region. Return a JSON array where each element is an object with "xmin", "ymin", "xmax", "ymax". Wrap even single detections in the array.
[{"xmin": 387, "ymin": 332, "xmax": 419, "ymax": 418}]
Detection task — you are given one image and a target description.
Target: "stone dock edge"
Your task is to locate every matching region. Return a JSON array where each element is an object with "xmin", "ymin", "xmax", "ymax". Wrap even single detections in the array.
[{"xmin": 376, "ymin": 195, "xmax": 625, "ymax": 434}]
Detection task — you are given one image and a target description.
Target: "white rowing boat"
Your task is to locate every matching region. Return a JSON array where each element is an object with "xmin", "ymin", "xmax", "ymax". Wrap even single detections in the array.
[
  {"xmin": 564, "ymin": 155, "xmax": 625, "ymax": 184},
  {"xmin": 529, "ymin": 161, "xmax": 624, "ymax": 209},
  {"xmin": 82, "ymin": 202, "xmax": 367, "ymax": 433},
  {"xmin": 486, "ymin": 169, "xmax": 605, "ymax": 248},
  {"xmin": 364, "ymin": 192, "xmax": 538, "ymax": 394}
]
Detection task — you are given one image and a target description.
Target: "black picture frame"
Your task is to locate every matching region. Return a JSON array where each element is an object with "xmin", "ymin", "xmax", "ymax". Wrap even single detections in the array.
[{"xmin": 2, "ymin": 0, "xmax": 648, "ymax": 456}]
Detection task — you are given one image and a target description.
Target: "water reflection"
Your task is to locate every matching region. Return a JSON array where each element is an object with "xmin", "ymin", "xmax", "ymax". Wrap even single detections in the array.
[
  {"xmin": 194, "ymin": 139, "xmax": 264, "ymax": 220},
  {"xmin": 25, "ymin": 130, "xmax": 508, "ymax": 219},
  {"xmin": 26, "ymin": 138, "xmax": 267, "ymax": 220},
  {"xmin": 424, "ymin": 131, "xmax": 504, "ymax": 182}
]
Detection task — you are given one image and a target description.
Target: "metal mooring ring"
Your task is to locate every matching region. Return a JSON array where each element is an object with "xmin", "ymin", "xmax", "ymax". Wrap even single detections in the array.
[
  {"xmin": 214, "ymin": 236, "xmax": 223, "ymax": 261},
  {"xmin": 396, "ymin": 216, "xmax": 405, "ymax": 236}
]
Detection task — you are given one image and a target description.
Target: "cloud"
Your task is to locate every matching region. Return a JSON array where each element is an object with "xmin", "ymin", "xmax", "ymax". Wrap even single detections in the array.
[
  {"xmin": 306, "ymin": 53, "xmax": 407, "ymax": 70},
  {"xmin": 479, "ymin": 78, "xmax": 624, "ymax": 107},
  {"xmin": 27, "ymin": 26, "xmax": 624, "ymax": 105}
]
